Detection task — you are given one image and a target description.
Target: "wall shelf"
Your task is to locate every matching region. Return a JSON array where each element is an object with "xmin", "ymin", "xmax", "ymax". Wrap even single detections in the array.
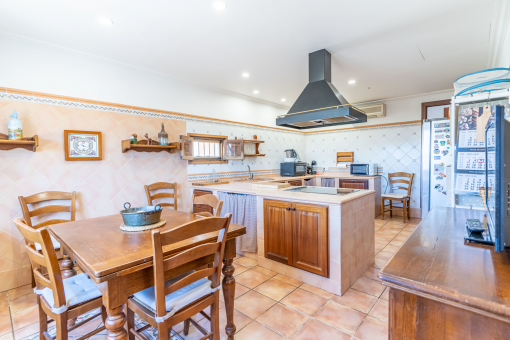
[
  {"xmin": 243, "ymin": 137, "xmax": 264, "ymax": 157},
  {"xmin": 0, "ymin": 133, "xmax": 38, "ymax": 152},
  {"xmin": 121, "ymin": 139, "xmax": 180, "ymax": 153},
  {"xmin": 244, "ymin": 154, "xmax": 266, "ymax": 157}
]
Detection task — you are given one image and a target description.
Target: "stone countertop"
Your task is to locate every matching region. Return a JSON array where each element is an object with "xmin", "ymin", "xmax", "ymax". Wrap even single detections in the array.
[
  {"xmin": 270, "ymin": 174, "xmax": 381, "ymax": 181},
  {"xmin": 190, "ymin": 181, "xmax": 375, "ymax": 205}
]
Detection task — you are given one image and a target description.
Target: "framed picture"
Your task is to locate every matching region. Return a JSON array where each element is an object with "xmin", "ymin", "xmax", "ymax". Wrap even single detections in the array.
[{"xmin": 64, "ymin": 130, "xmax": 102, "ymax": 161}]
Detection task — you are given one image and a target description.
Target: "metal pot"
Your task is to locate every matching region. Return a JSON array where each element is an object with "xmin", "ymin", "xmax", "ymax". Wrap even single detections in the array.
[{"xmin": 120, "ymin": 202, "xmax": 162, "ymax": 226}]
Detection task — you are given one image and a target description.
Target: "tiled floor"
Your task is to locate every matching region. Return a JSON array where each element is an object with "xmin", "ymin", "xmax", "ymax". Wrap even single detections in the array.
[{"xmin": 0, "ymin": 215, "xmax": 419, "ymax": 340}]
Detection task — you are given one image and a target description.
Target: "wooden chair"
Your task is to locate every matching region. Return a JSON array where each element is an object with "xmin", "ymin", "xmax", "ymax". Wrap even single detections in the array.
[
  {"xmin": 14, "ymin": 218, "xmax": 107, "ymax": 340},
  {"xmin": 126, "ymin": 214, "xmax": 232, "ymax": 340},
  {"xmin": 144, "ymin": 182, "xmax": 177, "ymax": 210},
  {"xmin": 190, "ymin": 194, "xmax": 223, "ymax": 217},
  {"xmin": 18, "ymin": 191, "xmax": 77, "ymax": 282},
  {"xmin": 381, "ymin": 172, "xmax": 414, "ymax": 222}
]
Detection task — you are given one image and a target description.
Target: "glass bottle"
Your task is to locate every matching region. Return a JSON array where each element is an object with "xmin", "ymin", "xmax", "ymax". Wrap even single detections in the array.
[{"xmin": 158, "ymin": 123, "xmax": 168, "ymax": 146}]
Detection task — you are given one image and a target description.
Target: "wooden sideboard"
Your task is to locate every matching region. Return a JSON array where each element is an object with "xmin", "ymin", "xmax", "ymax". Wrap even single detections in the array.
[{"xmin": 380, "ymin": 207, "xmax": 510, "ymax": 339}]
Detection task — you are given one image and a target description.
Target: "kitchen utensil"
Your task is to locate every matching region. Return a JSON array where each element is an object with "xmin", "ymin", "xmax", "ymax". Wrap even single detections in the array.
[{"xmin": 120, "ymin": 202, "xmax": 162, "ymax": 226}]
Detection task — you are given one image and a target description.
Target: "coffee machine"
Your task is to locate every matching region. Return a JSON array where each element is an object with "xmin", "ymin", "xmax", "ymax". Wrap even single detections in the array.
[
  {"xmin": 284, "ymin": 149, "xmax": 301, "ymax": 162},
  {"xmin": 307, "ymin": 160, "xmax": 317, "ymax": 174}
]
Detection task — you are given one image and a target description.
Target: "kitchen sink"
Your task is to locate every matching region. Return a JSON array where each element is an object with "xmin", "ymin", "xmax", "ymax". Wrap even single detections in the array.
[
  {"xmin": 234, "ymin": 178, "xmax": 274, "ymax": 182},
  {"xmin": 285, "ymin": 187, "xmax": 360, "ymax": 195}
]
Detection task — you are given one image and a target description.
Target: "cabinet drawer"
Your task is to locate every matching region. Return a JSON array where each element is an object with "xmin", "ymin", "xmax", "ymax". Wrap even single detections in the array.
[{"xmin": 339, "ymin": 179, "xmax": 369, "ymax": 190}]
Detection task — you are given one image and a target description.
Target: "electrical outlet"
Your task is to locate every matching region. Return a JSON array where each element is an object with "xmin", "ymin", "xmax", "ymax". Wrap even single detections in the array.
[{"xmin": 323, "ymin": 167, "xmax": 326, "ymax": 171}]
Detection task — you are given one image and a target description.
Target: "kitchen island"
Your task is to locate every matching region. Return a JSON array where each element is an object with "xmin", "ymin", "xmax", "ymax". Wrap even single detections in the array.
[{"xmin": 190, "ymin": 181, "xmax": 376, "ymax": 295}]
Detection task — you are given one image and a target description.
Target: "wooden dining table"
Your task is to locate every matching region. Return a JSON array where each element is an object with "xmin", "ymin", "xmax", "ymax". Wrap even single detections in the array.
[{"xmin": 48, "ymin": 208, "xmax": 246, "ymax": 340}]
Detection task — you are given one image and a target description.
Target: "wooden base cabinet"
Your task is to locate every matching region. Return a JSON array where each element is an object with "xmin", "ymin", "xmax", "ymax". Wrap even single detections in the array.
[
  {"xmin": 338, "ymin": 179, "xmax": 369, "ymax": 189},
  {"xmin": 263, "ymin": 199, "xmax": 329, "ymax": 277}
]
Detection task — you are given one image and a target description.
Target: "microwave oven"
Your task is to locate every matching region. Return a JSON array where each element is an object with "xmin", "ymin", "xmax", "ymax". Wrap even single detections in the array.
[
  {"xmin": 280, "ymin": 162, "xmax": 307, "ymax": 177},
  {"xmin": 350, "ymin": 163, "xmax": 379, "ymax": 176}
]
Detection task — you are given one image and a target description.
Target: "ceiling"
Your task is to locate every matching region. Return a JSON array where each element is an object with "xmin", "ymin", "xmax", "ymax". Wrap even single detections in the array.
[{"xmin": 0, "ymin": 0, "xmax": 497, "ymax": 107}]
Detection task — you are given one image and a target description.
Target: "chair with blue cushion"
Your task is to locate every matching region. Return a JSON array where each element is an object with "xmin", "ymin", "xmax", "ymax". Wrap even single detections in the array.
[
  {"xmin": 14, "ymin": 217, "xmax": 106, "ymax": 340},
  {"xmin": 126, "ymin": 214, "xmax": 232, "ymax": 340}
]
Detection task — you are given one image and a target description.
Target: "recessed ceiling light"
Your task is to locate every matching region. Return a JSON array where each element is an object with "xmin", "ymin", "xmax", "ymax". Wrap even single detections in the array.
[
  {"xmin": 97, "ymin": 17, "xmax": 113, "ymax": 26},
  {"xmin": 281, "ymin": 98, "xmax": 286, "ymax": 102},
  {"xmin": 213, "ymin": 1, "xmax": 227, "ymax": 11},
  {"xmin": 242, "ymin": 73, "xmax": 250, "ymax": 78},
  {"xmin": 253, "ymin": 90, "xmax": 259, "ymax": 94},
  {"xmin": 348, "ymin": 80, "xmax": 356, "ymax": 84}
]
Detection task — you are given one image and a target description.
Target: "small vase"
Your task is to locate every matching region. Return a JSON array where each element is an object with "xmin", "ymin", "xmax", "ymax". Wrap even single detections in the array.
[
  {"xmin": 131, "ymin": 138, "xmax": 137, "ymax": 144},
  {"xmin": 158, "ymin": 123, "xmax": 168, "ymax": 146}
]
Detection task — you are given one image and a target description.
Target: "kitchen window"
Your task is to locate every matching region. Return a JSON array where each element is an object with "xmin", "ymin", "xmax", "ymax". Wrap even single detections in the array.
[{"xmin": 181, "ymin": 133, "xmax": 229, "ymax": 164}]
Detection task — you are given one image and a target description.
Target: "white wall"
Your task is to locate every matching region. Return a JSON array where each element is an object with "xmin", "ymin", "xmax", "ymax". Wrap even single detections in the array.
[
  {"xmin": 0, "ymin": 34, "xmax": 288, "ymax": 127},
  {"xmin": 499, "ymin": 20, "xmax": 510, "ymax": 68}
]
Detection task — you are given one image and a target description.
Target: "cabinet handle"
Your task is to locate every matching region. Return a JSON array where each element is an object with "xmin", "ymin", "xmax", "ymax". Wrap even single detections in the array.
[{"xmin": 286, "ymin": 207, "xmax": 290, "ymax": 210}]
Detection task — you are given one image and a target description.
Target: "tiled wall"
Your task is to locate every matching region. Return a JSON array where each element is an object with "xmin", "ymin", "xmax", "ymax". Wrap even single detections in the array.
[
  {"xmin": 0, "ymin": 96, "xmax": 188, "ymax": 291},
  {"xmin": 187, "ymin": 120, "xmax": 306, "ymax": 180},
  {"xmin": 305, "ymin": 123, "xmax": 422, "ymax": 209}
]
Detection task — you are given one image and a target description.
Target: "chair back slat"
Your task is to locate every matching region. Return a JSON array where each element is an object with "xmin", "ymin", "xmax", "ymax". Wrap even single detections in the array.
[
  {"xmin": 29, "ymin": 205, "xmax": 71, "ymax": 217},
  {"xmin": 190, "ymin": 194, "xmax": 223, "ymax": 217},
  {"xmin": 151, "ymin": 214, "xmax": 231, "ymax": 319},
  {"xmin": 19, "ymin": 191, "xmax": 76, "ymax": 228},
  {"xmin": 14, "ymin": 218, "xmax": 66, "ymax": 308},
  {"xmin": 164, "ymin": 267, "xmax": 216, "ymax": 296},
  {"xmin": 145, "ymin": 182, "xmax": 177, "ymax": 210},
  {"xmin": 33, "ymin": 219, "xmax": 71, "ymax": 229},
  {"xmin": 388, "ymin": 172, "xmax": 414, "ymax": 196}
]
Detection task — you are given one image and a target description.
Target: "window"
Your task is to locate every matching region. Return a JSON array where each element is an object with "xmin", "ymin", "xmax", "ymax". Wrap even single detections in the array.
[{"xmin": 182, "ymin": 133, "xmax": 229, "ymax": 164}]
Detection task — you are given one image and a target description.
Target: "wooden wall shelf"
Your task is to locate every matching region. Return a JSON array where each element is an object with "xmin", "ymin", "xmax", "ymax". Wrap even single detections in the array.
[
  {"xmin": 243, "ymin": 138, "xmax": 264, "ymax": 157},
  {"xmin": 244, "ymin": 154, "xmax": 266, "ymax": 157},
  {"xmin": 337, "ymin": 151, "xmax": 354, "ymax": 163},
  {"xmin": 121, "ymin": 139, "xmax": 179, "ymax": 153},
  {"xmin": 0, "ymin": 134, "xmax": 38, "ymax": 152}
]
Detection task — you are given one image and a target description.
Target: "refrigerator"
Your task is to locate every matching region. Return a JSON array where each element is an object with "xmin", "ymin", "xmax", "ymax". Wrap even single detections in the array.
[{"xmin": 421, "ymin": 118, "xmax": 455, "ymax": 219}]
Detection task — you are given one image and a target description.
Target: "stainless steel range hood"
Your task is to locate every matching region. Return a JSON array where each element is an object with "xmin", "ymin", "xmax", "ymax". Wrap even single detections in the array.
[{"xmin": 276, "ymin": 49, "xmax": 367, "ymax": 129}]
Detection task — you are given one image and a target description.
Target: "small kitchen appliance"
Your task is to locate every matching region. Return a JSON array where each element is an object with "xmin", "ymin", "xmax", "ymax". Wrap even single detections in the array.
[
  {"xmin": 350, "ymin": 163, "xmax": 378, "ymax": 176},
  {"xmin": 281, "ymin": 162, "xmax": 307, "ymax": 177}
]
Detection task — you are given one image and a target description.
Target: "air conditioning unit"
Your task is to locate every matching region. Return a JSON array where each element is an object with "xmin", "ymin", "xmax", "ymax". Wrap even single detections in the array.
[{"xmin": 355, "ymin": 104, "xmax": 385, "ymax": 119}]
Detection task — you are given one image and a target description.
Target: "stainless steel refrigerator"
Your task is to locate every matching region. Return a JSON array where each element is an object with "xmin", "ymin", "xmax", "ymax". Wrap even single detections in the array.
[{"xmin": 421, "ymin": 118, "xmax": 454, "ymax": 219}]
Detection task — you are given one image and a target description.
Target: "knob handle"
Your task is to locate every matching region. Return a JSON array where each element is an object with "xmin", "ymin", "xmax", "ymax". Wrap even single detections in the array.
[{"xmin": 286, "ymin": 207, "xmax": 290, "ymax": 210}]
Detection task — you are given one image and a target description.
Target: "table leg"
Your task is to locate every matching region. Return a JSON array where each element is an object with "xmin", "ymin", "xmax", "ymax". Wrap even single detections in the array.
[
  {"xmin": 60, "ymin": 248, "xmax": 76, "ymax": 279},
  {"xmin": 222, "ymin": 239, "xmax": 236, "ymax": 340},
  {"xmin": 105, "ymin": 305, "xmax": 128, "ymax": 340}
]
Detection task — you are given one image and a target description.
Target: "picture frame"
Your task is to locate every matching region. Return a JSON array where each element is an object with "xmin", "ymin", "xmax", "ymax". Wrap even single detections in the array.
[{"xmin": 64, "ymin": 130, "xmax": 102, "ymax": 161}]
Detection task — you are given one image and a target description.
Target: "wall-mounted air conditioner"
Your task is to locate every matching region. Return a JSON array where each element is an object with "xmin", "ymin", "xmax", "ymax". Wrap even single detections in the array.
[{"xmin": 354, "ymin": 104, "xmax": 385, "ymax": 119}]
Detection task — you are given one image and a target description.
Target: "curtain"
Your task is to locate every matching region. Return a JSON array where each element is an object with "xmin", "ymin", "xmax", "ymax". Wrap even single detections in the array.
[
  {"xmin": 321, "ymin": 178, "xmax": 335, "ymax": 187},
  {"xmin": 217, "ymin": 192, "xmax": 257, "ymax": 253},
  {"xmin": 304, "ymin": 178, "xmax": 315, "ymax": 186}
]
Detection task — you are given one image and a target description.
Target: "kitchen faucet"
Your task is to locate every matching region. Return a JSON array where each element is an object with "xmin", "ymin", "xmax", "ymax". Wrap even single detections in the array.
[{"xmin": 248, "ymin": 165, "xmax": 253, "ymax": 180}]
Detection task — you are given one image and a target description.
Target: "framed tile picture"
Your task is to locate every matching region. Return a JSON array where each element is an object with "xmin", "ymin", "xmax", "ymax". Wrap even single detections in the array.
[{"xmin": 64, "ymin": 130, "xmax": 102, "ymax": 161}]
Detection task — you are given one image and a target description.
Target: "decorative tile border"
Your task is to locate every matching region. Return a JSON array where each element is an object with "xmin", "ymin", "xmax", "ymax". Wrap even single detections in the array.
[{"xmin": 309, "ymin": 122, "xmax": 421, "ymax": 136}]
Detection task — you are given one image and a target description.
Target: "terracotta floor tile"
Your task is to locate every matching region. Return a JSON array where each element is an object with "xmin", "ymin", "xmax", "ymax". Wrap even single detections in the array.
[
  {"xmin": 256, "ymin": 303, "xmax": 309, "ymax": 338},
  {"xmin": 11, "ymin": 305, "xmax": 38, "ymax": 331},
  {"xmin": 219, "ymin": 282, "xmax": 250, "ymax": 302},
  {"xmin": 0, "ymin": 333, "xmax": 12, "ymax": 340},
  {"xmin": 380, "ymin": 287, "xmax": 389, "ymax": 300},
  {"xmin": 372, "ymin": 258, "xmax": 388, "ymax": 269},
  {"xmin": 362, "ymin": 267, "xmax": 380, "ymax": 281},
  {"xmin": 354, "ymin": 315, "xmax": 388, "ymax": 340},
  {"xmin": 251, "ymin": 266, "xmax": 278, "ymax": 277},
  {"xmin": 13, "ymin": 322, "xmax": 39, "ymax": 340},
  {"xmin": 234, "ymin": 291, "xmax": 276, "ymax": 319},
  {"xmin": 234, "ymin": 257, "xmax": 258, "ymax": 268},
  {"xmin": 253, "ymin": 278, "xmax": 296, "ymax": 301},
  {"xmin": 352, "ymin": 276, "xmax": 386, "ymax": 297},
  {"xmin": 281, "ymin": 288, "xmax": 327, "ymax": 316},
  {"xmin": 382, "ymin": 244, "xmax": 400, "ymax": 253},
  {"xmin": 233, "ymin": 263, "xmax": 249, "ymax": 277},
  {"xmin": 0, "ymin": 315, "xmax": 11, "ymax": 336},
  {"xmin": 375, "ymin": 251, "xmax": 394, "ymax": 261},
  {"xmin": 0, "ymin": 294, "xmax": 6, "ymax": 302},
  {"xmin": 369, "ymin": 298, "xmax": 389, "ymax": 322},
  {"xmin": 0, "ymin": 302, "xmax": 8, "ymax": 317},
  {"xmin": 236, "ymin": 321, "xmax": 284, "ymax": 340},
  {"xmin": 313, "ymin": 301, "xmax": 365, "ymax": 335},
  {"xmin": 218, "ymin": 308, "xmax": 252, "ymax": 338},
  {"xmin": 331, "ymin": 289, "xmax": 377, "ymax": 314},
  {"xmin": 273, "ymin": 274, "xmax": 302, "ymax": 287},
  {"xmin": 6, "ymin": 286, "xmax": 32, "ymax": 301},
  {"xmin": 299, "ymin": 283, "xmax": 334, "ymax": 299},
  {"xmin": 290, "ymin": 319, "xmax": 351, "ymax": 340},
  {"xmin": 87, "ymin": 335, "xmax": 107, "ymax": 340},
  {"xmin": 235, "ymin": 270, "xmax": 270, "ymax": 289},
  {"xmin": 9, "ymin": 294, "xmax": 37, "ymax": 314}
]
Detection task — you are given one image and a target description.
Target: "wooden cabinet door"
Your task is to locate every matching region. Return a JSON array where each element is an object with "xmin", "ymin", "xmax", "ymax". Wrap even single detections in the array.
[
  {"xmin": 292, "ymin": 203, "xmax": 329, "ymax": 277},
  {"xmin": 264, "ymin": 200, "xmax": 292, "ymax": 265},
  {"xmin": 339, "ymin": 179, "xmax": 369, "ymax": 189},
  {"xmin": 192, "ymin": 190, "xmax": 213, "ymax": 215},
  {"xmin": 224, "ymin": 140, "xmax": 244, "ymax": 160}
]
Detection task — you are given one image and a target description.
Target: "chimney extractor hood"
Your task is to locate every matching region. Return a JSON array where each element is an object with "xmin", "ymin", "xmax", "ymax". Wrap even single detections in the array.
[{"xmin": 276, "ymin": 49, "xmax": 367, "ymax": 129}]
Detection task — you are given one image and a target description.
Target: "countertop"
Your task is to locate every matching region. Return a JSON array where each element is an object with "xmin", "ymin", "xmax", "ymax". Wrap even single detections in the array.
[
  {"xmin": 379, "ymin": 206, "xmax": 510, "ymax": 320},
  {"xmin": 190, "ymin": 180, "xmax": 375, "ymax": 205},
  {"xmin": 269, "ymin": 174, "xmax": 380, "ymax": 181}
]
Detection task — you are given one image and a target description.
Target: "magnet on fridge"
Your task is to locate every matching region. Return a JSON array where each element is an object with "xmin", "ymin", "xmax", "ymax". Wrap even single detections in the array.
[
  {"xmin": 434, "ymin": 156, "xmax": 441, "ymax": 160},
  {"xmin": 436, "ymin": 176, "xmax": 443, "ymax": 180},
  {"xmin": 440, "ymin": 141, "xmax": 446, "ymax": 146},
  {"xmin": 434, "ymin": 140, "xmax": 438, "ymax": 143},
  {"xmin": 442, "ymin": 150, "xmax": 449, "ymax": 156},
  {"xmin": 434, "ymin": 149, "xmax": 440, "ymax": 154}
]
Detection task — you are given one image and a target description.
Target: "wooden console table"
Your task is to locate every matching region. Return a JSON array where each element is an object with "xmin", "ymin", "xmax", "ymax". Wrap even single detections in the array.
[{"xmin": 380, "ymin": 207, "xmax": 510, "ymax": 339}]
